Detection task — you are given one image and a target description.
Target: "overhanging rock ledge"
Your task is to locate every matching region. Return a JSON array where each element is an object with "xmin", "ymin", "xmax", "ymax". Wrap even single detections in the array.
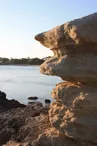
[{"xmin": 34, "ymin": 13, "xmax": 97, "ymax": 146}]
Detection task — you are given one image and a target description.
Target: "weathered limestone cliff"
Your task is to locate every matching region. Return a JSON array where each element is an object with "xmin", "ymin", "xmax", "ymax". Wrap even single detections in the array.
[{"xmin": 34, "ymin": 13, "xmax": 97, "ymax": 146}]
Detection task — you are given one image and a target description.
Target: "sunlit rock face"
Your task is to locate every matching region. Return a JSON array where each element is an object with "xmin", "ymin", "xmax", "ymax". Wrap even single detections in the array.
[
  {"xmin": 50, "ymin": 82, "xmax": 97, "ymax": 142},
  {"xmin": 35, "ymin": 13, "xmax": 97, "ymax": 84},
  {"xmin": 34, "ymin": 13, "xmax": 97, "ymax": 145},
  {"xmin": 35, "ymin": 13, "xmax": 97, "ymax": 50}
]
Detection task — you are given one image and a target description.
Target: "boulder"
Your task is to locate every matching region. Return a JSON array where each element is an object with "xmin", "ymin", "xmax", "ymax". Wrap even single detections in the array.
[
  {"xmin": 0, "ymin": 99, "xmax": 25, "ymax": 111},
  {"xmin": 45, "ymin": 99, "xmax": 51, "ymax": 104},
  {"xmin": 28, "ymin": 96, "xmax": 38, "ymax": 100},
  {"xmin": 0, "ymin": 91, "xmax": 6, "ymax": 100},
  {"xmin": 34, "ymin": 12, "xmax": 97, "ymax": 145},
  {"xmin": 0, "ymin": 91, "xmax": 25, "ymax": 112}
]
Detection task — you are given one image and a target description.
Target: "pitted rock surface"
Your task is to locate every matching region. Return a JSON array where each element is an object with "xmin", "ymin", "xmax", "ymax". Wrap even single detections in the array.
[
  {"xmin": 34, "ymin": 13, "xmax": 97, "ymax": 145},
  {"xmin": 35, "ymin": 13, "xmax": 97, "ymax": 84}
]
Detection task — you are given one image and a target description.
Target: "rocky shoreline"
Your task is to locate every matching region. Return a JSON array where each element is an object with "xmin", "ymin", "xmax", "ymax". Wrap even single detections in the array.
[
  {"xmin": 1, "ymin": 13, "xmax": 97, "ymax": 146},
  {"xmin": 0, "ymin": 91, "xmax": 25, "ymax": 112},
  {"xmin": 0, "ymin": 91, "xmax": 50, "ymax": 146}
]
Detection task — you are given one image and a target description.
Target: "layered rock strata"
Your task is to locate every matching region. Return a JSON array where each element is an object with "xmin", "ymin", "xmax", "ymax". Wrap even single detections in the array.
[{"xmin": 35, "ymin": 13, "xmax": 97, "ymax": 145}]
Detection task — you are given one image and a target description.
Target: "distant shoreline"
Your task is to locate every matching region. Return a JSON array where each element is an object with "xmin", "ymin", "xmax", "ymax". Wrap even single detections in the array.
[
  {"xmin": 0, "ymin": 57, "xmax": 47, "ymax": 65},
  {"xmin": 0, "ymin": 64, "xmax": 41, "ymax": 66}
]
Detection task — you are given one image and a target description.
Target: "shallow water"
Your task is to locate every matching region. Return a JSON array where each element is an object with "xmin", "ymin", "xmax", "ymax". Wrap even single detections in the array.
[{"xmin": 0, "ymin": 65, "xmax": 62, "ymax": 104}]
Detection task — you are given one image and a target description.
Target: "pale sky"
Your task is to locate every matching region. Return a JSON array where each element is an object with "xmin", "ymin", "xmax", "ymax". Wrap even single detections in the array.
[{"xmin": 0, "ymin": 0, "xmax": 97, "ymax": 58}]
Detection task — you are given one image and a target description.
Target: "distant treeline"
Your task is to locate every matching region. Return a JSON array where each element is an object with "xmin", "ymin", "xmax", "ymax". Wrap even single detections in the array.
[{"xmin": 0, "ymin": 57, "xmax": 49, "ymax": 65}]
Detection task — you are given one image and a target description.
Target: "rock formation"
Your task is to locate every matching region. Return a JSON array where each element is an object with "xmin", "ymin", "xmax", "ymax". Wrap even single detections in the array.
[
  {"xmin": 1, "ymin": 103, "xmax": 50, "ymax": 146},
  {"xmin": 0, "ymin": 91, "xmax": 25, "ymax": 111},
  {"xmin": 34, "ymin": 13, "xmax": 97, "ymax": 146}
]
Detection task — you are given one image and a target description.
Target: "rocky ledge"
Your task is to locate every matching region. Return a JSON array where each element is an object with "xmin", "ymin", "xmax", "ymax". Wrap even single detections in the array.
[
  {"xmin": 0, "ymin": 91, "xmax": 25, "ymax": 112},
  {"xmin": 34, "ymin": 13, "xmax": 97, "ymax": 146},
  {"xmin": 35, "ymin": 12, "xmax": 97, "ymax": 84},
  {"xmin": 0, "ymin": 91, "xmax": 50, "ymax": 146}
]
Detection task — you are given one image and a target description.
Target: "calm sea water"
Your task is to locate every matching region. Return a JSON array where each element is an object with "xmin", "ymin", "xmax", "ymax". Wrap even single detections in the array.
[{"xmin": 0, "ymin": 65, "xmax": 62, "ymax": 104}]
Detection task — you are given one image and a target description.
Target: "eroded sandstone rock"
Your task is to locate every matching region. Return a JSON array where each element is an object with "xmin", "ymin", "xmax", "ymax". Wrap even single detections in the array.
[
  {"xmin": 34, "ymin": 12, "xmax": 97, "ymax": 145},
  {"xmin": 40, "ymin": 54, "xmax": 97, "ymax": 83},
  {"xmin": 35, "ymin": 13, "xmax": 97, "ymax": 53},
  {"xmin": 35, "ymin": 13, "xmax": 97, "ymax": 84},
  {"xmin": 50, "ymin": 82, "xmax": 97, "ymax": 142}
]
